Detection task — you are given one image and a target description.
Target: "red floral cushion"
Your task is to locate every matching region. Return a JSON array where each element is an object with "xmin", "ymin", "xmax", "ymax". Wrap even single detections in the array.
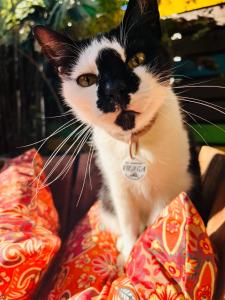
[
  {"xmin": 0, "ymin": 149, "xmax": 61, "ymax": 299},
  {"xmin": 44, "ymin": 193, "xmax": 217, "ymax": 299}
]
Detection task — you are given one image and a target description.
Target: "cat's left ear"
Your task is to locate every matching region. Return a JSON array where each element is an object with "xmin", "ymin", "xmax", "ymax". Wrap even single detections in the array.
[
  {"xmin": 122, "ymin": 0, "xmax": 161, "ymax": 40},
  {"xmin": 33, "ymin": 25, "xmax": 76, "ymax": 76}
]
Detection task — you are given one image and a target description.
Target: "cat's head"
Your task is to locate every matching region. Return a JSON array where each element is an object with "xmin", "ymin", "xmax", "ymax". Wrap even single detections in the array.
[{"xmin": 34, "ymin": 0, "xmax": 171, "ymax": 139}]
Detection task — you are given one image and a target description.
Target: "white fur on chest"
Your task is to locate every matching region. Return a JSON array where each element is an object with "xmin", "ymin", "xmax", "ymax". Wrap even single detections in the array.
[{"xmin": 93, "ymin": 95, "xmax": 192, "ymax": 225}]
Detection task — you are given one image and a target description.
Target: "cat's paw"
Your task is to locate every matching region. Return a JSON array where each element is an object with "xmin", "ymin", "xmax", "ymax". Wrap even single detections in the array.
[
  {"xmin": 116, "ymin": 236, "xmax": 124, "ymax": 252},
  {"xmin": 116, "ymin": 236, "xmax": 135, "ymax": 271},
  {"xmin": 116, "ymin": 237, "xmax": 126, "ymax": 272},
  {"xmin": 116, "ymin": 253, "xmax": 126, "ymax": 274}
]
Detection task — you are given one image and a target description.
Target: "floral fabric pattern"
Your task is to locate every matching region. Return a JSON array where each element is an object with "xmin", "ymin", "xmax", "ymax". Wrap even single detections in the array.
[
  {"xmin": 46, "ymin": 204, "xmax": 119, "ymax": 299},
  {"xmin": 45, "ymin": 193, "xmax": 217, "ymax": 300},
  {"xmin": 0, "ymin": 150, "xmax": 61, "ymax": 299}
]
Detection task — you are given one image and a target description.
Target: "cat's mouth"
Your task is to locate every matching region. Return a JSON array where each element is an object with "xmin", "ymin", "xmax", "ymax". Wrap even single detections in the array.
[
  {"xmin": 115, "ymin": 110, "xmax": 140, "ymax": 131},
  {"xmin": 112, "ymin": 109, "xmax": 158, "ymax": 141}
]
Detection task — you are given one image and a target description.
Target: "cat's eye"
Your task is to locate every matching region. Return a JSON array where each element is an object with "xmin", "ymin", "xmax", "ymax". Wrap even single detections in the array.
[
  {"xmin": 77, "ymin": 74, "xmax": 97, "ymax": 87},
  {"xmin": 128, "ymin": 52, "xmax": 146, "ymax": 69}
]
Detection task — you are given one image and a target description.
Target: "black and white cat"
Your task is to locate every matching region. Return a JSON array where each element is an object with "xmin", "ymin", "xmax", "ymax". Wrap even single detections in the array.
[{"xmin": 34, "ymin": 0, "xmax": 205, "ymax": 262}]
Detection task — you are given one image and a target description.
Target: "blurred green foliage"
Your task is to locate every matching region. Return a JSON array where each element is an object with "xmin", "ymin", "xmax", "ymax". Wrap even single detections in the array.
[{"xmin": 0, "ymin": 0, "xmax": 125, "ymax": 45}]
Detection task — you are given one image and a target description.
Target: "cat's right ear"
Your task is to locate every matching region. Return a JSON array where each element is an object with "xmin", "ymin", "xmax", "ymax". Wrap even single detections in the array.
[
  {"xmin": 122, "ymin": 0, "xmax": 161, "ymax": 40},
  {"xmin": 33, "ymin": 26, "xmax": 75, "ymax": 75}
]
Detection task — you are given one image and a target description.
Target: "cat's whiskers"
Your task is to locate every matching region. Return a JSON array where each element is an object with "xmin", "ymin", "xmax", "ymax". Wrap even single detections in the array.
[
  {"xmin": 173, "ymin": 84, "xmax": 225, "ymax": 90},
  {"xmin": 60, "ymin": 126, "xmax": 92, "ymax": 180},
  {"xmin": 28, "ymin": 118, "xmax": 80, "ymax": 183},
  {"xmin": 40, "ymin": 124, "xmax": 89, "ymax": 185},
  {"xmin": 139, "ymin": 74, "xmax": 225, "ymax": 117},
  {"xmin": 35, "ymin": 126, "xmax": 91, "ymax": 195},
  {"xmin": 149, "ymin": 61, "xmax": 189, "ymax": 81},
  {"xmin": 33, "ymin": 122, "xmax": 85, "ymax": 190},
  {"xmin": 88, "ymin": 144, "xmax": 95, "ymax": 191},
  {"xmin": 151, "ymin": 63, "xmax": 194, "ymax": 84},
  {"xmin": 55, "ymin": 129, "xmax": 92, "ymax": 187},
  {"xmin": 181, "ymin": 108, "xmax": 225, "ymax": 136},
  {"xmin": 179, "ymin": 108, "xmax": 203, "ymax": 128},
  {"xmin": 184, "ymin": 120, "xmax": 208, "ymax": 145},
  {"xmin": 20, "ymin": 118, "xmax": 78, "ymax": 148},
  {"xmin": 179, "ymin": 95, "xmax": 225, "ymax": 112},
  {"xmin": 149, "ymin": 62, "xmax": 163, "ymax": 78},
  {"xmin": 40, "ymin": 126, "xmax": 92, "ymax": 190},
  {"xmin": 135, "ymin": 81, "xmax": 225, "ymax": 142},
  {"xmin": 158, "ymin": 74, "xmax": 191, "ymax": 82},
  {"xmin": 44, "ymin": 109, "xmax": 73, "ymax": 119},
  {"xmin": 137, "ymin": 80, "xmax": 161, "ymax": 94},
  {"xmin": 137, "ymin": 84, "xmax": 225, "ymax": 143},
  {"xmin": 31, "ymin": 123, "xmax": 87, "ymax": 202},
  {"xmin": 170, "ymin": 95, "xmax": 224, "ymax": 144},
  {"xmin": 31, "ymin": 118, "xmax": 80, "ymax": 175},
  {"xmin": 76, "ymin": 134, "xmax": 94, "ymax": 208},
  {"xmin": 159, "ymin": 106, "xmax": 207, "ymax": 146},
  {"xmin": 179, "ymin": 97, "xmax": 225, "ymax": 117}
]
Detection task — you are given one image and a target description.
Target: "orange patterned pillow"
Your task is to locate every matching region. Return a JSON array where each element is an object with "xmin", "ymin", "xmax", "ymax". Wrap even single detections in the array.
[
  {"xmin": 45, "ymin": 193, "xmax": 217, "ymax": 300},
  {"xmin": 0, "ymin": 149, "xmax": 61, "ymax": 299}
]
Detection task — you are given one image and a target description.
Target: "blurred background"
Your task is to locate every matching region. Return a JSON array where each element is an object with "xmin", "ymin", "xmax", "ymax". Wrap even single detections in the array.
[{"xmin": 0, "ymin": 0, "xmax": 225, "ymax": 157}]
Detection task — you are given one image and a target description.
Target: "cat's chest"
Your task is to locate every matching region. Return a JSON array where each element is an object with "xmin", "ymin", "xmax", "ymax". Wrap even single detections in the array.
[
  {"xmin": 93, "ymin": 125, "xmax": 192, "ymax": 202},
  {"xmin": 93, "ymin": 127, "xmax": 162, "ymax": 184}
]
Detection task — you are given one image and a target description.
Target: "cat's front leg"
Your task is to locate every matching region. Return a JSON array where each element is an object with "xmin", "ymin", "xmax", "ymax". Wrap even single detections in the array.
[
  {"xmin": 100, "ymin": 183, "xmax": 140, "ymax": 265},
  {"xmin": 110, "ymin": 186, "xmax": 141, "ymax": 265}
]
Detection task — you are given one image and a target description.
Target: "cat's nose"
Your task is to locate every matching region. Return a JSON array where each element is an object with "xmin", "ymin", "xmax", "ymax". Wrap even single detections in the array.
[{"xmin": 105, "ymin": 80, "xmax": 126, "ymax": 98}]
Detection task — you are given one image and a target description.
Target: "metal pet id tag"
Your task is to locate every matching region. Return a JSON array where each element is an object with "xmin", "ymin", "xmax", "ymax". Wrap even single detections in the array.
[{"xmin": 122, "ymin": 158, "xmax": 147, "ymax": 181}]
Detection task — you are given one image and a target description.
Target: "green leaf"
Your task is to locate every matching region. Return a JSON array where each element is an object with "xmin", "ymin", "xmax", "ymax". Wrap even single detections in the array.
[{"xmin": 82, "ymin": 4, "xmax": 97, "ymax": 17}]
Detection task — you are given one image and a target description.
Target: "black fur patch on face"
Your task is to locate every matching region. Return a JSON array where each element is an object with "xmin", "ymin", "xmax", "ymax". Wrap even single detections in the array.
[
  {"xmin": 115, "ymin": 110, "xmax": 139, "ymax": 131},
  {"xmin": 122, "ymin": 0, "xmax": 162, "ymax": 41},
  {"xmin": 96, "ymin": 48, "xmax": 140, "ymax": 114}
]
